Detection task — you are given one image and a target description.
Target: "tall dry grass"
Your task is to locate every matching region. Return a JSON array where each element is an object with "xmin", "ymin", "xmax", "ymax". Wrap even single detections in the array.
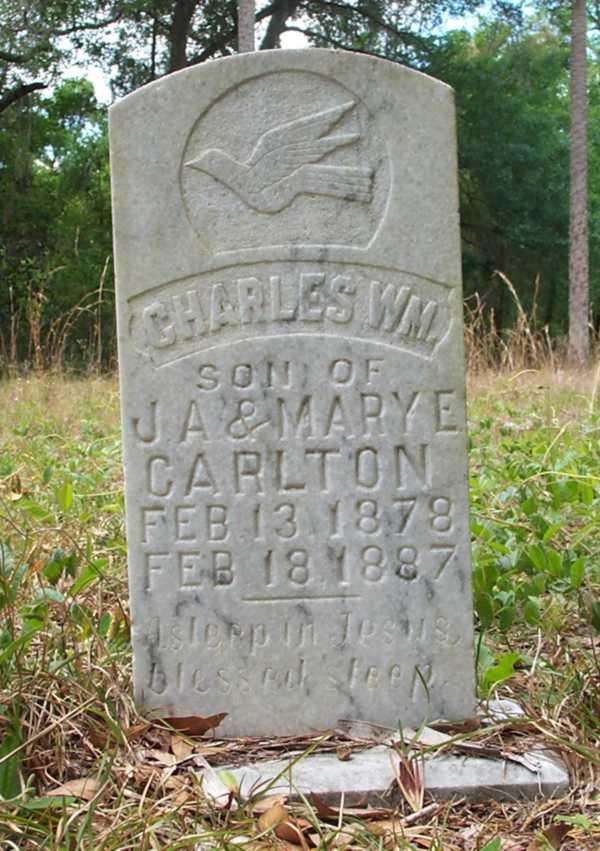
[
  {"xmin": 0, "ymin": 265, "xmax": 114, "ymax": 375},
  {"xmin": 464, "ymin": 270, "xmax": 600, "ymax": 375},
  {"xmin": 0, "ymin": 269, "xmax": 596, "ymax": 378},
  {"xmin": 464, "ymin": 271, "xmax": 558, "ymax": 373}
]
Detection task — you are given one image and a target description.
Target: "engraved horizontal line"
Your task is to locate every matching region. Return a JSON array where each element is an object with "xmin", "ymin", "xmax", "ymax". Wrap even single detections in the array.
[
  {"xmin": 206, "ymin": 253, "xmax": 454, "ymax": 291},
  {"xmin": 242, "ymin": 594, "xmax": 362, "ymax": 603},
  {"xmin": 128, "ymin": 259, "xmax": 455, "ymax": 304},
  {"xmin": 144, "ymin": 332, "xmax": 437, "ymax": 367}
]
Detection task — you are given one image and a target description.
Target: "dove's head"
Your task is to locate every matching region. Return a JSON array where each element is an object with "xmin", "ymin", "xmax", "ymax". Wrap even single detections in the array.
[{"xmin": 185, "ymin": 149, "xmax": 231, "ymax": 178}]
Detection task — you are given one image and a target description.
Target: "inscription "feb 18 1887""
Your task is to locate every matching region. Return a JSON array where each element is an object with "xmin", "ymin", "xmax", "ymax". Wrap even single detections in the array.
[
  {"xmin": 110, "ymin": 48, "xmax": 476, "ymax": 735},
  {"xmin": 122, "ymin": 346, "xmax": 473, "ymax": 730}
]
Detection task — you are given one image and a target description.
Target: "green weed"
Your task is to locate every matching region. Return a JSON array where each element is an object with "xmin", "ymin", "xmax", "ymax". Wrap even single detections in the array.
[{"xmin": 0, "ymin": 371, "xmax": 598, "ymax": 849}]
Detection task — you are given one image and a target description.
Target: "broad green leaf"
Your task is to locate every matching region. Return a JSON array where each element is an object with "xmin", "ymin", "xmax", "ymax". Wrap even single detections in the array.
[
  {"xmin": 101, "ymin": 502, "xmax": 122, "ymax": 514},
  {"xmin": 0, "ymin": 727, "xmax": 22, "ymax": 799},
  {"xmin": 43, "ymin": 560, "xmax": 63, "ymax": 585},
  {"xmin": 545, "ymin": 548, "xmax": 562, "ymax": 577},
  {"xmin": 56, "ymin": 480, "xmax": 73, "ymax": 512},
  {"xmin": 0, "ymin": 625, "xmax": 42, "ymax": 665},
  {"xmin": 218, "ymin": 769, "xmax": 238, "ymax": 790},
  {"xmin": 482, "ymin": 651, "xmax": 522, "ymax": 696},
  {"xmin": 20, "ymin": 498, "xmax": 52, "ymax": 522},
  {"xmin": 523, "ymin": 597, "xmax": 541, "ymax": 625},
  {"xmin": 23, "ymin": 615, "xmax": 47, "ymax": 631},
  {"xmin": 542, "ymin": 523, "xmax": 561, "ymax": 544},
  {"xmin": 531, "ymin": 514, "xmax": 550, "ymax": 538},
  {"xmin": 43, "ymin": 549, "xmax": 66, "ymax": 585},
  {"xmin": 528, "ymin": 574, "xmax": 547, "ymax": 596},
  {"xmin": 570, "ymin": 558, "xmax": 585, "ymax": 589},
  {"xmin": 476, "ymin": 637, "xmax": 496, "ymax": 681},
  {"xmin": 480, "ymin": 837, "xmax": 502, "ymax": 851},
  {"xmin": 69, "ymin": 559, "xmax": 106, "ymax": 597},
  {"xmin": 526, "ymin": 544, "xmax": 546, "ymax": 572},
  {"xmin": 556, "ymin": 813, "xmax": 592, "ymax": 829},
  {"xmin": 521, "ymin": 497, "xmax": 537, "ymax": 516},
  {"xmin": 38, "ymin": 587, "xmax": 65, "ymax": 604},
  {"xmin": 591, "ymin": 602, "xmax": 600, "ymax": 634},
  {"xmin": 571, "ymin": 522, "xmax": 600, "ymax": 548},
  {"xmin": 65, "ymin": 552, "xmax": 78, "ymax": 578},
  {"xmin": 475, "ymin": 592, "xmax": 494, "ymax": 629},
  {"xmin": 98, "ymin": 612, "xmax": 111, "ymax": 636},
  {"xmin": 562, "ymin": 480, "xmax": 579, "ymax": 502},
  {"xmin": 498, "ymin": 605, "xmax": 516, "ymax": 632},
  {"xmin": 0, "ymin": 542, "xmax": 14, "ymax": 576}
]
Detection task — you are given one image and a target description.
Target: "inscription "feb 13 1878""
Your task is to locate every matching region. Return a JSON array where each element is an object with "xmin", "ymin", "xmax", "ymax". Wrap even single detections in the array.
[
  {"xmin": 122, "ymin": 347, "xmax": 473, "ymax": 728},
  {"xmin": 110, "ymin": 49, "xmax": 476, "ymax": 735}
]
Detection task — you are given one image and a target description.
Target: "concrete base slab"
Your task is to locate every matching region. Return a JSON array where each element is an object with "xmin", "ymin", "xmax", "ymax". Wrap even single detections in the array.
[
  {"xmin": 227, "ymin": 745, "xmax": 569, "ymax": 805},
  {"xmin": 225, "ymin": 703, "xmax": 568, "ymax": 805}
]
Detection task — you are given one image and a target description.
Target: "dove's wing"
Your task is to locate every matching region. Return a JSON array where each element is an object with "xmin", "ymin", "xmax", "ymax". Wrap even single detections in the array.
[
  {"xmin": 255, "ymin": 134, "xmax": 360, "ymax": 185},
  {"xmin": 248, "ymin": 101, "xmax": 357, "ymax": 166}
]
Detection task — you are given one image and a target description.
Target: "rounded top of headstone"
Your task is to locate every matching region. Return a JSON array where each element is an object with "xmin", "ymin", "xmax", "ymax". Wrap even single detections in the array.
[
  {"xmin": 179, "ymin": 68, "xmax": 390, "ymax": 256},
  {"xmin": 109, "ymin": 49, "xmax": 460, "ymax": 291}
]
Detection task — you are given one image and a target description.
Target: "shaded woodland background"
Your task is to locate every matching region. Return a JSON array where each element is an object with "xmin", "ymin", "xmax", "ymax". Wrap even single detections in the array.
[
  {"xmin": 1, "ymin": 0, "xmax": 599, "ymax": 370},
  {"xmin": 2, "ymin": 8, "xmax": 600, "ymax": 846}
]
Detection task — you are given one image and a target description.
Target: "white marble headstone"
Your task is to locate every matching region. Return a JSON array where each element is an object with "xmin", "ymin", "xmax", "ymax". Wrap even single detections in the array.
[{"xmin": 110, "ymin": 49, "xmax": 476, "ymax": 735}]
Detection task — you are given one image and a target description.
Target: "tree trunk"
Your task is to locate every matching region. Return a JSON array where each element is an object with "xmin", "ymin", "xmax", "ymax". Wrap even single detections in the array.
[
  {"xmin": 238, "ymin": 0, "xmax": 255, "ymax": 52},
  {"xmin": 150, "ymin": 5, "xmax": 158, "ymax": 81},
  {"xmin": 568, "ymin": 0, "xmax": 589, "ymax": 365},
  {"xmin": 169, "ymin": 0, "xmax": 198, "ymax": 72},
  {"xmin": 260, "ymin": 0, "xmax": 299, "ymax": 50}
]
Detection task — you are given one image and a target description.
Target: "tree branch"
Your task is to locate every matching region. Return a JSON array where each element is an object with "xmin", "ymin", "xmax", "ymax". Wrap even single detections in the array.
[
  {"xmin": 169, "ymin": 0, "xmax": 199, "ymax": 71},
  {"xmin": 260, "ymin": 0, "xmax": 300, "ymax": 49},
  {"xmin": 55, "ymin": 15, "xmax": 123, "ymax": 37},
  {"xmin": 0, "ymin": 15, "xmax": 123, "ymax": 70},
  {"xmin": 0, "ymin": 50, "xmax": 27, "ymax": 64},
  {"xmin": 307, "ymin": 0, "xmax": 430, "ymax": 48},
  {"xmin": 284, "ymin": 24, "xmax": 394, "ymax": 59},
  {"xmin": 0, "ymin": 81, "xmax": 47, "ymax": 115},
  {"xmin": 187, "ymin": 1, "xmax": 292, "ymax": 62},
  {"xmin": 188, "ymin": 24, "xmax": 238, "ymax": 64},
  {"xmin": 256, "ymin": 2, "xmax": 278, "ymax": 22}
]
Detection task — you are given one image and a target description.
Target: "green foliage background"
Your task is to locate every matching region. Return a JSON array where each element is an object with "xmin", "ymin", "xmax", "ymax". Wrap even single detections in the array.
[
  {"xmin": 0, "ymin": 2, "xmax": 599, "ymax": 367},
  {"xmin": 0, "ymin": 78, "xmax": 113, "ymax": 367}
]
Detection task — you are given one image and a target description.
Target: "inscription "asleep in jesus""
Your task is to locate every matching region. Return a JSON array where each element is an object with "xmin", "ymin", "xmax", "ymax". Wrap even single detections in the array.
[
  {"xmin": 126, "ymin": 352, "xmax": 469, "ymax": 710},
  {"xmin": 111, "ymin": 49, "xmax": 476, "ymax": 732}
]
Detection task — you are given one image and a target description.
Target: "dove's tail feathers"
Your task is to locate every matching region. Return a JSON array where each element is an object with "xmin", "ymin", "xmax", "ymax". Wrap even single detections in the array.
[{"xmin": 299, "ymin": 165, "xmax": 374, "ymax": 202}]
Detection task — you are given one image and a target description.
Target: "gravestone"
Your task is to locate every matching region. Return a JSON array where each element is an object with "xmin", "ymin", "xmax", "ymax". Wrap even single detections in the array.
[{"xmin": 110, "ymin": 49, "xmax": 476, "ymax": 736}]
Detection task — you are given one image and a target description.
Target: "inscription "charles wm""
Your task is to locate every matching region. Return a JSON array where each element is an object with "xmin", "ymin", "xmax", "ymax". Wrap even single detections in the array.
[{"xmin": 129, "ymin": 265, "xmax": 453, "ymax": 366}]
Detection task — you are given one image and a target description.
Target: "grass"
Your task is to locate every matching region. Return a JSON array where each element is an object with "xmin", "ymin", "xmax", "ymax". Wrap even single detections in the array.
[{"xmin": 0, "ymin": 368, "xmax": 599, "ymax": 849}]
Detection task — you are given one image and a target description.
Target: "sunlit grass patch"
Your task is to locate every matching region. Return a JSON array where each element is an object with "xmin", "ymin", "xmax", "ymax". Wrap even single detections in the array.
[{"xmin": 0, "ymin": 369, "xmax": 598, "ymax": 849}]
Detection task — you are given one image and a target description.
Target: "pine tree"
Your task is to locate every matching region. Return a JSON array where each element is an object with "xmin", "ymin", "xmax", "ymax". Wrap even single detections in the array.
[{"xmin": 568, "ymin": 0, "xmax": 590, "ymax": 363}]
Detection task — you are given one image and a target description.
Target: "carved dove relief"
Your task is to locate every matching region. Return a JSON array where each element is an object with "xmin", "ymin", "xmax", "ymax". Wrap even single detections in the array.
[{"xmin": 185, "ymin": 101, "xmax": 373, "ymax": 213}]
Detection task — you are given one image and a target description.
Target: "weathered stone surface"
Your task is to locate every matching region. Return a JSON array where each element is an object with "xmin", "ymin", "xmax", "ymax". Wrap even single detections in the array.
[
  {"xmin": 227, "ymin": 746, "xmax": 570, "ymax": 804},
  {"xmin": 110, "ymin": 48, "xmax": 475, "ymax": 735},
  {"xmin": 225, "ymin": 702, "xmax": 571, "ymax": 802}
]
